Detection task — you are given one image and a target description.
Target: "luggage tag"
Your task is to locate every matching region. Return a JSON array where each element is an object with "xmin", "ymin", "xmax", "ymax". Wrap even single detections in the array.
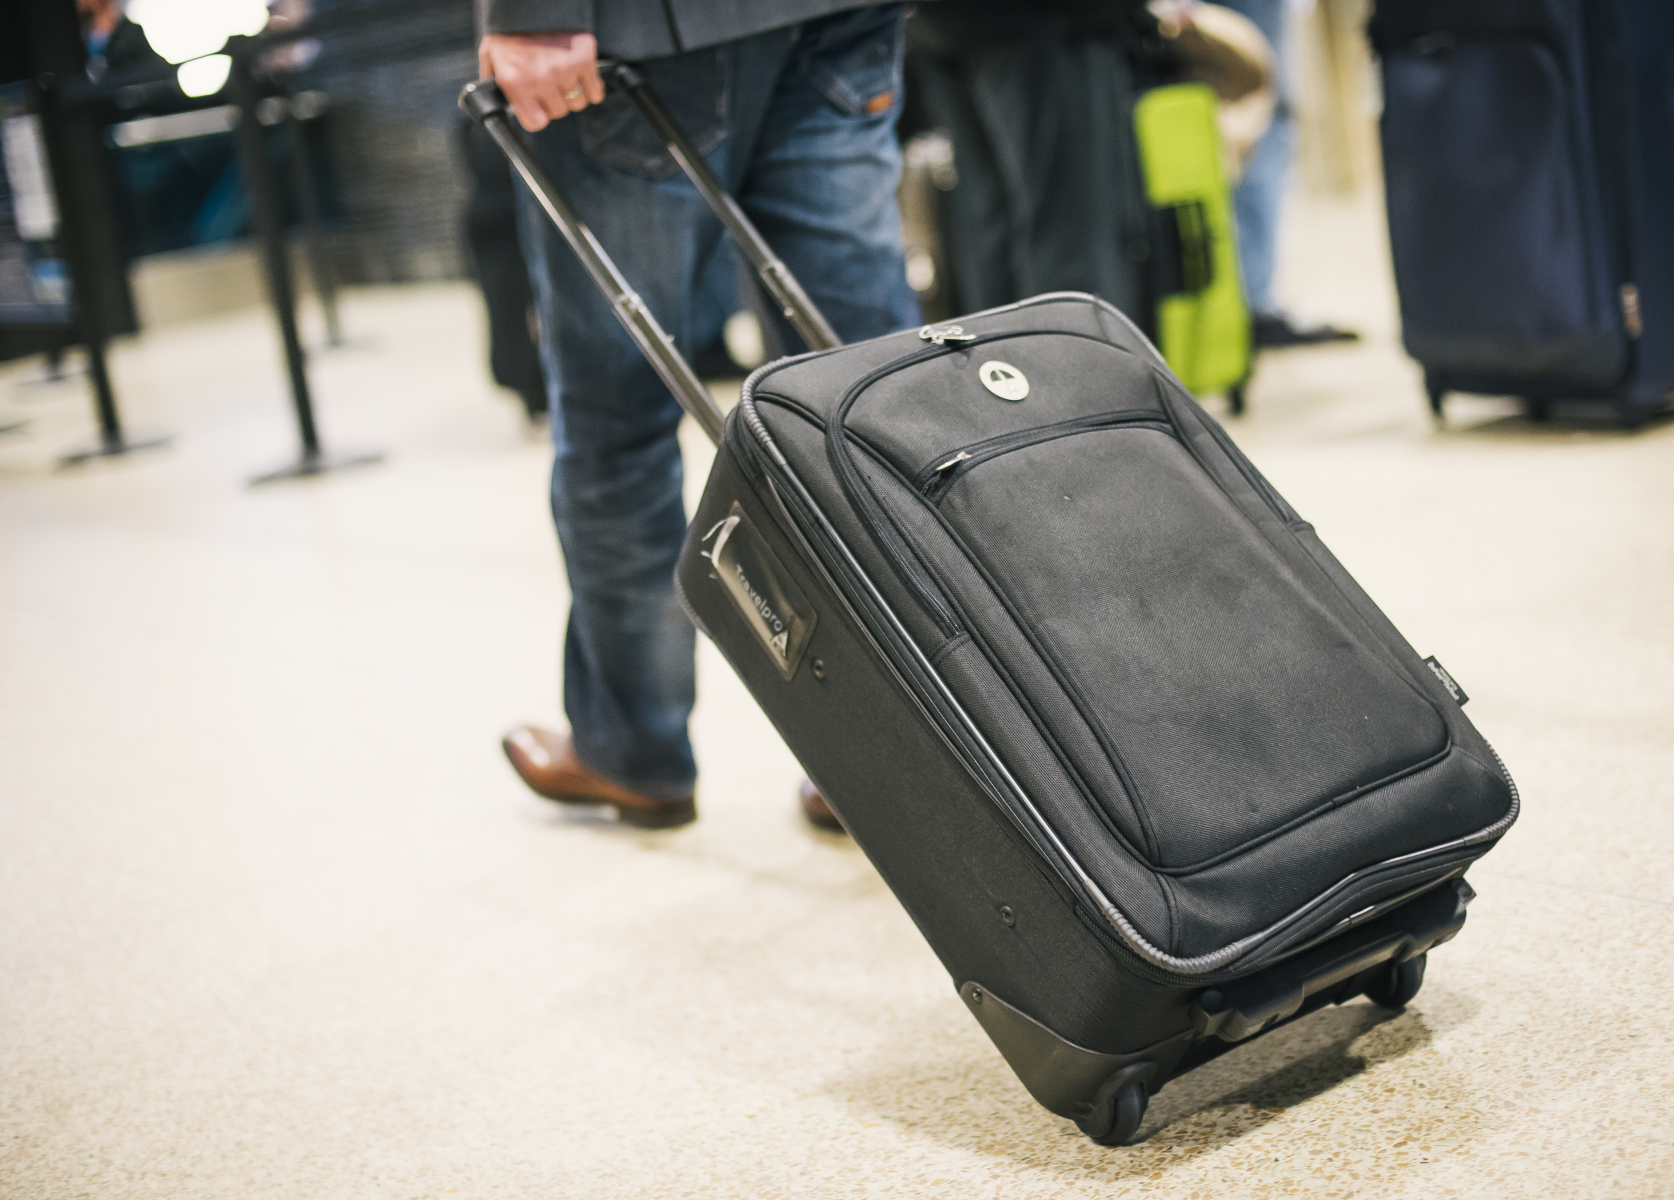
[{"xmin": 701, "ymin": 502, "xmax": 818, "ymax": 681}]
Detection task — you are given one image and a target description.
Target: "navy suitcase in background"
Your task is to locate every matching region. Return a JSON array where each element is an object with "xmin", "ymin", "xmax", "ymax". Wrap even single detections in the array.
[
  {"xmin": 463, "ymin": 69, "xmax": 1519, "ymax": 1147},
  {"xmin": 1371, "ymin": 0, "xmax": 1674, "ymax": 427}
]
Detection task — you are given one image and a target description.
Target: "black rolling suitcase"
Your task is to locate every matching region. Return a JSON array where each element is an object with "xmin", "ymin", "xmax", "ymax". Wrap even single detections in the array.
[
  {"xmin": 462, "ymin": 72, "xmax": 1518, "ymax": 1145},
  {"xmin": 1371, "ymin": 0, "xmax": 1674, "ymax": 428}
]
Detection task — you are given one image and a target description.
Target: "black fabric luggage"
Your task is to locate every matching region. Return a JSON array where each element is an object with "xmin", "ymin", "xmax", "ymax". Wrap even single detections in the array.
[
  {"xmin": 462, "ymin": 71, "xmax": 1518, "ymax": 1146},
  {"xmin": 1370, "ymin": 0, "xmax": 1674, "ymax": 427}
]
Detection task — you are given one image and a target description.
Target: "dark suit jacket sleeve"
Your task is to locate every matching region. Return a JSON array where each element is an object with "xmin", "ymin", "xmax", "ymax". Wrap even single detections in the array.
[
  {"xmin": 477, "ymin": 0, "xmax": 901, "ymax": 57},
  {"xmin": 479, "ymin": 0, "xmax": 596, "ymax": 35}
]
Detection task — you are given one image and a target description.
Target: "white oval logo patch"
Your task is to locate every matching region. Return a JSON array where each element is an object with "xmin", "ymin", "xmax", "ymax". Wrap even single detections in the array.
[{"xmin": 978, "ymin": 360, "xmax": 1029, "ymax": 401}]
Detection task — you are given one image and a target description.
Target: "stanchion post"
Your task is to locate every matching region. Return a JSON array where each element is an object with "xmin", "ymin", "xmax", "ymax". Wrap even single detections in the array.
[
  {"xmin": 231, "ymin": 46, "xmax": 316, "ymax": 454},
  {"xmin": 282, "ymin": 89, "xmax": 344, "ymax": 348},
  {"xmin": 34, "ymin": 74, "xmax": 170, "ymax": 466},
  {"xmin": 228, "ymin": 38, "xmax": 381, "ymax": 485}
]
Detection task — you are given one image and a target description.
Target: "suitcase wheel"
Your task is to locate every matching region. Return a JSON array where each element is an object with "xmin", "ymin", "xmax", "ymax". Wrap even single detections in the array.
[
  {"xmin": 1427, "ymin": 384, "xmax": 1446, "ymax": 421},
  {"xmin": 1075, "ymin": 1065, "xmax": 1152, "ymax": 1146},
  {"xmin": 1365, "ymin": 952, "xmax": 1427, "ymax": 1010},
  {"xmin": 1227, "ymin": 383, "xmax": 1247, "ymax": 418},
  {"xmin": 1524, "ymin": 398, "xmax": 1552, "ymax": 423}
]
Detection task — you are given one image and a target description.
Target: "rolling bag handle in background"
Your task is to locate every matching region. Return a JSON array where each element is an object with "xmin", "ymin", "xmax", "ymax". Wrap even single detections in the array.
[{"xmin": 458, "ymin": 69, "xmax": 842, "ymax": 447}]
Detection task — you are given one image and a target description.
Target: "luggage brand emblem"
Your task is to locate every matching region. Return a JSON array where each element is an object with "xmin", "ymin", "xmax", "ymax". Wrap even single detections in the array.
[
  {"xmin": 1422, "ymin": 656, "xmax": 1468, "ymax": 706},
  {"xmin": 700, "ymin": 503, "xmax": 817, "ymax": 681},
  {"xmin": 979, "ymin": 361, "xmax": 1029, "ymax": 401}
]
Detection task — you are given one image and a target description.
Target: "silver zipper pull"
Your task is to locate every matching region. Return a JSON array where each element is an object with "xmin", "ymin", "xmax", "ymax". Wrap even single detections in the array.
[
  {"xmin": 935, "ymin": 450, "xmax": 972, "ymax": 472},
  {"xmin": 919, "ymin": 323, "xmax": 976, "ymax": 345}
]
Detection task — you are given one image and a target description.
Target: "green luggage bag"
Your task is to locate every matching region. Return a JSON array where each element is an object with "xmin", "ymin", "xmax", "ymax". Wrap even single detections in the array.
[{"xmin": 1134, "ymin": 83, "xmax": 1252, "ymax": 412}]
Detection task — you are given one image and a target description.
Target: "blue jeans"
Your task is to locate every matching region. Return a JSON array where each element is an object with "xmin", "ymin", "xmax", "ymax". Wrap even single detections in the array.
[
  {"xmin": 1221, "ymin": 0, "xmax": 1291, "ymax": 315},
  {"xmin": 517, "ymin": 7, "xmax": 921, "ymax": 799}
]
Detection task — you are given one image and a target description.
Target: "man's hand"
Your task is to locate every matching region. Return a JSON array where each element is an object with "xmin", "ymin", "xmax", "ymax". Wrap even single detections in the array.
[{"xmin": 479, "ymin": 32, "xmax": 605, "ymax": 132}]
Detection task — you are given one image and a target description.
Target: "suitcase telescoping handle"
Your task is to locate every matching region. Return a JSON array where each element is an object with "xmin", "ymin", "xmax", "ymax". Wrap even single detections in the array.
[
  {"xmin": 596, "ymin": 61, "xmax": 841, "ymax": 355},
  {"xmin": 459, "ymin": 68, "xmax": 841, "ymax": 446},
  {"xmin": 459, "ymin": 76, "xmax": 725, "ymax": 443}
]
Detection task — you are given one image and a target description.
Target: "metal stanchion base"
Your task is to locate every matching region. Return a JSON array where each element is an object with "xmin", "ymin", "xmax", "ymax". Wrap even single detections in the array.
[
  {"xmin": 248, "ymin": 447, "xmax": 385, "ymax": 486},
  {"xmin": 58, "ymin": 430, "xmax": 172, "ymax": 467},
  {"xmin": 310, "ymin": 334, "xmax": 376, "ymax": 354},
  {"xmin": 13, "ymin": 363, "xmax": 86, "ymax": 392}
]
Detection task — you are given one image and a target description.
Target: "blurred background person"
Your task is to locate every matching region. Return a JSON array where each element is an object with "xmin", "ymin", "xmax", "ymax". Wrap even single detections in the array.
[
  {"xmin": 77, "ymin": 0, "xmax": 168, "ymax": 83},
  {"xmin": 904, "ymin": 0, "xmax": 1357, "ymax": 372},
  {"xmin": 903, "ymin": 0, "xmax": 1174, "ymax": 326},
  {"xmin": 902, "ymin": 1, "xmax": 1270, "ymax": 337},
  {"xmin": 1216, "ymin": 0, "xmax": 1357, "ymax": 347}
]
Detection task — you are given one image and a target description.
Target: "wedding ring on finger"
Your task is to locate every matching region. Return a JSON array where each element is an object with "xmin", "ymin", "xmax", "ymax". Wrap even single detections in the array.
[{"xmin": 563, "ymin": 85, "xmax": 585, "ymax": 101}]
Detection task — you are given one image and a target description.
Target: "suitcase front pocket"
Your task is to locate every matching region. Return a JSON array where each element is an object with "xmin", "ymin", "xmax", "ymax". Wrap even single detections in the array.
[
  {"xmin": 925, "ymin": 423, "xmax": 1449, "ymax": 872},
  {"xmin": 913, "ymin": 411, "xmax": 1171, "ymax": 505}
]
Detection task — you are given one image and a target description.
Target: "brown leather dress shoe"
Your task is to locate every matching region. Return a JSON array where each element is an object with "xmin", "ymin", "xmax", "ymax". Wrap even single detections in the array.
[
  {"xmin": 502, "ymin": 726, "xmax": 696, "ymax": 829},
  {"xmin": 799, "ymin": 778, "xmax": 846, "ymax": 833}
]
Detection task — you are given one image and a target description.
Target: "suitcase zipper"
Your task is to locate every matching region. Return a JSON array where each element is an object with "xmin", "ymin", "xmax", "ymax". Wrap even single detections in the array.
[
  {"xmin": 915, "ymin": 410, "xmax": 1174, "ymax": 504},
  {"xmin": 823, "ymin": 328, "xmax": 1116, "ymax": 638},
  {"xmin": 825, "ymin": 344, "xmax": 968, "ymax": 636}
]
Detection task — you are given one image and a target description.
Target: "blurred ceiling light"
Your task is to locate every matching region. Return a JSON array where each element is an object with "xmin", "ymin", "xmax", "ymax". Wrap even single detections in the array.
[
  {"xmin": 127, "ymin": 0, "xmax": 270, "ymax": 66},
  {"xmin": 176, "ymin": 54, "xmax": 233, "ymax": 98}
]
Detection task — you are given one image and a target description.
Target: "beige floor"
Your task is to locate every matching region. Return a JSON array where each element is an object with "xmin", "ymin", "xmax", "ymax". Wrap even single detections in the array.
[{"xmin": 2, "ymin": 188, "xmax": 1672, "ymax": 1200}]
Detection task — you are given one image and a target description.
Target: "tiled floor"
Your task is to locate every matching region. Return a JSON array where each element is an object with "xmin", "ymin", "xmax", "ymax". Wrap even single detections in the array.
[{"xmin": 2, "ymin": 187, "xmax": 1671, "ymax": 1199}]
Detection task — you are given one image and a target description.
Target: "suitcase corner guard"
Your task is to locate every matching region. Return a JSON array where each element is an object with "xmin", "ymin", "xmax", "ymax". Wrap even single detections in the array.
[{"xmin": 958, "ymin": 981, "xmax": 1192, "ymax": 1129}]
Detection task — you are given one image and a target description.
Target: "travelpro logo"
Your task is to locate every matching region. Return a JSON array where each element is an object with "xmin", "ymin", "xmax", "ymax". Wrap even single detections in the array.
[
  {"xmin": 745, "ymin": 562, "xmax": 792, "ymax": 656},
  {"xmin": 1422, "ymin": 655, "xmax": 1469, "ymax": 706},
  {"xmin": 702, "ymin": 515, "xmax": 790, "ymax": 656},
  {"xmin": 698, "ymin": 503, "xmax": 817, "ymax": 680}
]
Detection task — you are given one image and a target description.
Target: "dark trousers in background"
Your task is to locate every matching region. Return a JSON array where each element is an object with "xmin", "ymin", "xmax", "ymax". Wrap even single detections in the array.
[
  {"xmin": 906, "ymin": 17, "xmax": 1161, "ymax": 332},
  {"xmin": 458, "ymin": 114, "xmax": 547, "ymax": 420}
]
